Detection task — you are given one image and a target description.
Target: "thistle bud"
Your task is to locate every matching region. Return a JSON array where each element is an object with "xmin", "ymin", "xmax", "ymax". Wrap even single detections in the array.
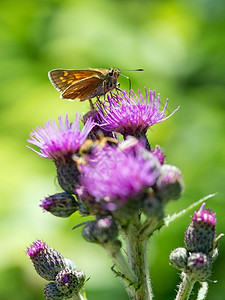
[
  {"xmin": 44, "ymin": 282, "xmax": 65, "ymax": 300},
  {"xmin": 40, "ymin": 192, "xmax": 78, "ymax": 218},
  {"xmin": 184, "ymin": 203, "xmax": 216, "ymax": 254},
  {"xmin": 55, "ymin": 159, "xmax": 81, "ymax": 194},
  {"xmin": 169, "ymin": 247, "xmax": 188, "ymax": 270},
  {"xmin": 56, "ymin": 269, "xmax": 86, "ymax": 296},
  {"xmin": 63, "ymin": 258, "xmax": 77, "ymax": 271},
  {"xmin": 27, "ymin": 240, "xmax": 66, "ymax": 281},
  {"xmin": 142, "ymin": 188, "xmax": 164, "ymax": 220},
  {"xmin": 187, "ymin": 252, "xmax": 212, "ymax": 281},
  {"xmin": 82, "ymin": 215, "xmax": 118, "ymax": 244},
  {"xmin": 155, "ymin": 164, "xmax": 184, "ymax": 203}
]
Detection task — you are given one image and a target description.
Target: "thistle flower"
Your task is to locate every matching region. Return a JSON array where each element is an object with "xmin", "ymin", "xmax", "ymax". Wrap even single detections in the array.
[
  {"xmin": 79, "ymin": 139, "xmax": 160, "ymax": 213},
  {"xmin": 27, "ymin": 113, "xmax": 95, "ymax": 193},
  {"xmin": 27, "ymin": 240, "xmax": 66, "ymax": 281},
  {"xmin": 184, "ymin": 203, "xmax": 216, "ymax": 254},
  {"xmin": 40, "ymin": 192, "xmax": 78, "ymax": 218},
  {"xmin": 27, "ymin": 113, "xmax": 94, "ymax": 160},
  {"xmin": 96, "ymin": 88, "xmax": 179, "ymax": 139}
]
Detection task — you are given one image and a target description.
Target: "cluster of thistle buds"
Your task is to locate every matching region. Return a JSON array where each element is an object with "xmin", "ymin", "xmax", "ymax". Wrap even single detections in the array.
[
  {"xmin": 27, "ymin": 240, "xmax": 86, "ymax": 299},
  {"xmin": 170, "ymin": 203, "xmax": 222, "ymax": 286},
  {"xmin": 27, "ymin": 87, "xmax": 187, "ymax": 299}
]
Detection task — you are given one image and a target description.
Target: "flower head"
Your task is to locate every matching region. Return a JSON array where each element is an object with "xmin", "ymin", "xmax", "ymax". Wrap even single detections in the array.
[
  {"xmin": 27, "ymin": 113, "xmax": 95, "ymax": 161},
  {"xmin": 79, "ymin": 139, "xmax": 160, "ymax": 211},
  {"xmin": 96, "ymin": 88, "xmax": 179, "ymax": 138},
  {"xmin": 184, "ymin": 203, "xmax": 217, "ymax": 254},
  {"xmin": 27, "ymin": 240, "xmax": 66, "ymax": 281}
]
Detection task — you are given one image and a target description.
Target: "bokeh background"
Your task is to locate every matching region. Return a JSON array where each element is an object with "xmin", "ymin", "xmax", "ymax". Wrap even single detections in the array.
[{"xmin": 0, "ymin": 0, "xmax": 225, "ymax": 299}]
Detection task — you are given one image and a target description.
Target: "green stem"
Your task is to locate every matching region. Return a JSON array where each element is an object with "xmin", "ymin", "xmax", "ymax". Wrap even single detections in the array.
[
  {"xmin": 124, "ymin": 220, "xmax": 153, "ymax": 300},
  {"xmin": 104, "ymin": 245, "xmax": 137, "ymax": 282},
  {"xmin": 103, "ymin": 241, "xmax": 137, "ymax": 299},
  {"xmin": 175, "ymin": 272, "xmax": 196, "ymax": 300}
]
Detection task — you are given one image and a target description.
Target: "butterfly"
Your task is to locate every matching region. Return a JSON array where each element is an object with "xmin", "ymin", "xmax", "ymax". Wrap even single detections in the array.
[{"xmin": 48, "ymin": 68, "xmax": 121, "ymax": 101}]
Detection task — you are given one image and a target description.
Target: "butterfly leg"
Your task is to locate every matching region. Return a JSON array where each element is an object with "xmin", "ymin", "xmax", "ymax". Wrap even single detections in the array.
[
  {"xmin": 103, "ymin": 81, "xmax": 107, "ymax": 100},
  {"xmin": 89, "ymin": 99, "xmax": 95, "ymax": 111}
]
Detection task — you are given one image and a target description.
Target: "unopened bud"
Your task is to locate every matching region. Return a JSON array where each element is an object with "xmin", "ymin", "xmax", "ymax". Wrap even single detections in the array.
[
  {"xmin": 169, "ymin": 247, "xmax": 188, "ymax": 270},
  {"xmin": 55, "ymin": 158, "xmax": 80, "ymax": 194},
  {"xmin": 56, "ymin": 269, "xmax": 86, "ymax": 296},
  {"xmin": 155, "ymin": 164, "xmax": 184, "ymax": 203},
  {"xmin": 27, "ymin": 240, "xmax": 66, "ymax": 281},
  {"xmin": 142, "ymin": 188, "xmax": 164, "ymax": 220},
  {"xmin": 184, "ymin": 203, "xmax": 216, "ymax": 254},
  {"xmin": 187, "ymin": 252, "xmax": 212, "ymax": 281},
  {"xmin": 40, "ymin": 192, "xmax": 78, "ymax": 218},
  {"xmin": 82, "ymin": 216, "xmax": 118, "ymax": 244},
  {"xmin": 44, "ymin": 282, "xmax": 65, "ymax": 300}
]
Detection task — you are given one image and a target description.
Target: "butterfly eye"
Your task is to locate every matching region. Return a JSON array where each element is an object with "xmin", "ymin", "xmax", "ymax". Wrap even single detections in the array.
[{"xmin": 108, "ymin": 69, "xmax": 114, "ymax": 76}]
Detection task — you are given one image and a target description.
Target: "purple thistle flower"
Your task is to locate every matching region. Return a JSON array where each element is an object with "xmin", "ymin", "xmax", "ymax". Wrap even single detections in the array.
[
  {"xmin": 27, "ymin": 113, "xmax": 95, "ymax": 193},
  {"xmin": 79, "ymin": 139, "xmax": 160, "ymax": 211},
  {"xmin": 27, "ymin": 113, "xmax": 95, "ymax": 161},
  {"xmin": 96, "ymin": 88, "xmax": 179, "ymax": 138}
]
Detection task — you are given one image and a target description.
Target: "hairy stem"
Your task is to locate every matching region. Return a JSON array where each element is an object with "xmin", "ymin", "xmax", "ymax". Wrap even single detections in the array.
[
  {"xmin": 123, "ymin": 218, "xmax": 153, "ymax": 300},
  {"xmin": 175, "ymin": 272, "xmax": 196, "ymax": 300}
]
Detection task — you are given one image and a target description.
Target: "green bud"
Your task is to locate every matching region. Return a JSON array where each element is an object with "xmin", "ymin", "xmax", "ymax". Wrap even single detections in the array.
[
  {"xmin": 187, "ymin": 252, "xmax": 212, "ymax": 281},
  {"xmin": 82, "ymin": 215, "xmax": 118, "ymax": 244},
  {"xmin": 169, "ymin": 247, "xmax": 188, "ymax": 270}
]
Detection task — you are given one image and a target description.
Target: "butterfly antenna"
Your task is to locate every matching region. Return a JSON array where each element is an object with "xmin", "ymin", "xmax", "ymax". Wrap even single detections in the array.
[
  {"xmin": 120, "ymin": 69, "xmax": 144, "ymax": 91},
  {"xmin": 120, "ymin": 68, "xmax": 144, "ymax": 72}
]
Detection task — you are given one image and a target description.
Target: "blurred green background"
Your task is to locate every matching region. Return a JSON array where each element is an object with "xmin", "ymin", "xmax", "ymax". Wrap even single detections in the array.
[{"xmin": 0, "ymin": 0, "xmax": 225, "ymax": 299}]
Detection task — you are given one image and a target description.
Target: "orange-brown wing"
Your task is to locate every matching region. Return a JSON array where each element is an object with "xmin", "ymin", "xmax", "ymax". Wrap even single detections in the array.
[
  {"xmin": 48, "ymin": 69, "xmax": 103, "ymax": 93},
  {"xmin": 61, "ymin": 76, "xmax": 103, "ymax": 101}
]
